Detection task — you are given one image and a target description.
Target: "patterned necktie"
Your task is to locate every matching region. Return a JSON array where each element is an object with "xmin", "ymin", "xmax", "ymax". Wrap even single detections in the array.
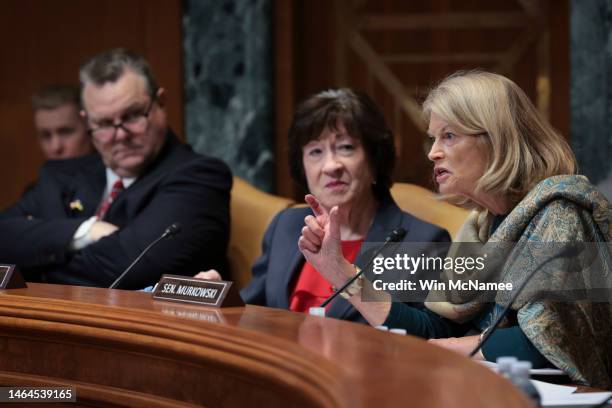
[{"xmin": 96, "ymin": 179, "xmax": 124, "ymax": 219}]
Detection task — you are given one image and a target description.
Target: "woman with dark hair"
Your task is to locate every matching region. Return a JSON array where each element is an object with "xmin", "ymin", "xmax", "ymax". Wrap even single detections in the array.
[
  {"xmin": 299, "ymin": 72, "xmax": 611, "ymax": 388},
  {"xmin": 198, "ymin": 88, "xmax": 450, "ymax": 322},
  {"xmin": 242, "ymin": 89, "xmax": 451, "ymax": 321}
]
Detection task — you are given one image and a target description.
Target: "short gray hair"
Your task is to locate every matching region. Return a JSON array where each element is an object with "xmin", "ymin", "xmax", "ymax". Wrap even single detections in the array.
[{"xmin": 79, "ymin": 48, "xmax": 159, "ymax": 96}]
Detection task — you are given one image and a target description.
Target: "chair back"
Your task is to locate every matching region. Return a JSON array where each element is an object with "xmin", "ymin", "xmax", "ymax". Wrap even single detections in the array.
[
  {"xmin": 229, "ymin": 177, "xmax": 295, "ymax": 288},
  {"xmin": 390, "ymin": 183, "xmax": 470, "ymax": 240}
]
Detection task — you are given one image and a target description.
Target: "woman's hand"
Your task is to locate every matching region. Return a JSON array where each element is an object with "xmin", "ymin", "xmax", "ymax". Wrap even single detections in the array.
[
  {"xmin": 194, "ymin": 270, "xmax": 222, "ymax": 281},
  {"xmin": 298, "ymin": 194, "xmax": 353, "ymax": 287},
  {"xmin": 299, "ymin": 194, "xmax": 393, "ymax": 326},
  {"xmin": 427, "ymin": 335, "xmax": 484, "ymax": 360}
]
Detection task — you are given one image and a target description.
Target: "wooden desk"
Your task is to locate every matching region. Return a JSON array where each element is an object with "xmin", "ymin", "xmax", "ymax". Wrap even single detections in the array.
[{"xmin": 0, "ymin": 284, "xmax": 529, "ymax": 407}]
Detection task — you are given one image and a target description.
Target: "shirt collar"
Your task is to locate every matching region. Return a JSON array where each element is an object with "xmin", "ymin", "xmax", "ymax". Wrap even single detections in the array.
[{"xmin": 104, "ymin": 168, "xmax": 137, "ymax": 196}]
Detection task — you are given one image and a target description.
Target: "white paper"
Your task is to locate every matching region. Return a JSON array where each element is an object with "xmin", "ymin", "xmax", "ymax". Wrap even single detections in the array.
[
  {"xmin": 479, "ymin": 362, "xmax": 612, "ymax": 406},
  {"xmin": 479, "ymin": 360, "xmax": 566, "ymax": 376},
  {"xmin": 531, "ymin": 379, "xmax": 576, "ymax": 399},
  {"xmin": 540, "ymin": 391, "xmax": 612, "ymax": 406}
]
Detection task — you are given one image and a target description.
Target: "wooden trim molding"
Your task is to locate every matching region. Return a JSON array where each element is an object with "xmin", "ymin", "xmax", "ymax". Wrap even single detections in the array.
[{"xmin": 0, "ymin": 284, "xmax": 530, "ymax": 407}]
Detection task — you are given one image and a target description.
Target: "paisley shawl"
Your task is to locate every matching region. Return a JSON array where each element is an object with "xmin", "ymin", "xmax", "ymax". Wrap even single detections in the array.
[{"xmin": 426, "ymin": 175, "xmax": 611, "ymax": 388}]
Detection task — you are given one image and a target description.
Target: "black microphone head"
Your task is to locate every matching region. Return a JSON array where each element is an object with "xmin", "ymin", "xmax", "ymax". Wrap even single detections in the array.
[
  {"xmin": 388, "ymin": 228, "xmax": 407, "ymax": 242},
  {"xmin": 165, "ymin": 222, "xmax": 182, "ymax": 237}
]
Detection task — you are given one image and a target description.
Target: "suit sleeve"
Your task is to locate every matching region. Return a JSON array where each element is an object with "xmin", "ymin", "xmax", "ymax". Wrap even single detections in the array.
[
  {"xmin": 481, "ymin": 326, "xmax": 552, "ymax": 368},
  {"xmin": 0, "ymin": 168, "xmax": 85, "ymax": 267},
  {"xmin": 57, "ymin": 157, "xmax": 232, "ymax": 288},
  {"xmin": 429, "ymin": 224, "xmax": 451, "ymax": 243},
  {"xmin": 240, "ymin": 210, "xmax": 284, "ymax": 305},
  {"xmin": 383, "ymin": 302, "xmax": 469, "ymax": 338}
]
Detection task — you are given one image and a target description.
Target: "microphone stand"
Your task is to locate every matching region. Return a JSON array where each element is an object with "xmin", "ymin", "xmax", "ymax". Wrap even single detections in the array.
[
  {"xmin": 109, "ymin": 223, "xmax": 181, "ymax": 289},
  {"xmin": 320, "ymin": 228, "xmax": 407, "ymax": 308}
]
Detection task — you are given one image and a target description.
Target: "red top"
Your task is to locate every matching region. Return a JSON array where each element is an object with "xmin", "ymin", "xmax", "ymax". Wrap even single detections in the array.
[{"xmin": 288, "ymin": 239, "xmax": 364, "ymax": 313}]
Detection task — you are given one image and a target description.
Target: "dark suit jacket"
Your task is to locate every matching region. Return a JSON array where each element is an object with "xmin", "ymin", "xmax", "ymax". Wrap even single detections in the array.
[
  {"xmin": 0, "ymin": 131, "xmax": 232, "ymax": 289},
  {"xmin": 240, "ymin": 194, "xmax": 451, "ymax": 322}
]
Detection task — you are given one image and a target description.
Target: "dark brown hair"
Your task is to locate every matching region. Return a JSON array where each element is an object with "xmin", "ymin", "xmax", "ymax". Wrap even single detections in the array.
[{"xmin": 288, "ymin": 89, "xmax": 396, "ymax": 198}]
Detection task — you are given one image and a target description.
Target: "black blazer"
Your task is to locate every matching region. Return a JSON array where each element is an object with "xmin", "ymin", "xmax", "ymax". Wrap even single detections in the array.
[
  {"xmin": 0, "ymin": 132, "xmax": 232, "ymax": 289},
  {"xmin": 241, "ymin": 195, "xmax": 451, "ymax": 322}
]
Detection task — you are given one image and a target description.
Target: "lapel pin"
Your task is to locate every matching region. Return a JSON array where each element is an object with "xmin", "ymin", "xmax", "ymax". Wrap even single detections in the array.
[{"xmin": 69, "ymin": 199, "xmax": 84, "ymax": 212}]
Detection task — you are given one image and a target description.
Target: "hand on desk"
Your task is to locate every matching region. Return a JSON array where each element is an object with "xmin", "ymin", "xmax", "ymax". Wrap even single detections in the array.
[
  {"xmin": 194, "ymin": 270, "xmax": 222, "ymax": 281},
  {"xmin": 428, "ymin": 335, "xmax": 484, "ymax": 360}
]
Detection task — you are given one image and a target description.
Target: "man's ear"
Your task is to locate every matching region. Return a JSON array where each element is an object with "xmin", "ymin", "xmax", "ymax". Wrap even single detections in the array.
[
  {"xmin": 80, "ymin": 109, "xmax": 87, "ymax": 119},
  {"xmin": 156, "ymin": 88, "xmax": 167, "ymax": 108}
]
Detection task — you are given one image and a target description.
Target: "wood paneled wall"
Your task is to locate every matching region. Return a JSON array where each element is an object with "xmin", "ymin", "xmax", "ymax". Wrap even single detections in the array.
[
  {"xmin": 275, "ymin": 0, "xmax": 569, "ymax": 198},
  {"xmin": 0, "ymin": 0, "xmax": 182, "ymax": 209},
  {"xmin": 1, "ymin": 0, "xmax": 570, "ymax": 205}
]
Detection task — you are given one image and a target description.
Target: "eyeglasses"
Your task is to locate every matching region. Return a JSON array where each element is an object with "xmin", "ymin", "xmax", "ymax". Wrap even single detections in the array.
[{"xmin": 87, "ymin": 96, "xmax": 156, "ymax": 141}]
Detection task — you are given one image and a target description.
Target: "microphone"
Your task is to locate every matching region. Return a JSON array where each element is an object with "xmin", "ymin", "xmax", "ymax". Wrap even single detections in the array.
[
  {"xmin": 469, "ymin": 244, "xmax": 582, "ymax": 357},
  {"xmin": 109, "ymin": 222, "xmax": 182, "ymax": 289},
  {"xmin": 164, "ymin": 223, "xmax": 182, "ymax": 237},
  {"xmin": 320, "ymin": 228, "xmax": 407, "ymax": 308}
]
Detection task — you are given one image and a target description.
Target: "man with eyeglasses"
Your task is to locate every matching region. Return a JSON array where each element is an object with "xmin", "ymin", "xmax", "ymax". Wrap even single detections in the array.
[{"xmin": 0, "ymin": 48, "xmax": 232, "ymax": 288}]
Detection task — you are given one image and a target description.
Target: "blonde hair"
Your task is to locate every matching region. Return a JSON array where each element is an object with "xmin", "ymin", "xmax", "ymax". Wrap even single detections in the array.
[{"xmin": 423, "ymin": 70, "xmax": 577, "ymax": 208}]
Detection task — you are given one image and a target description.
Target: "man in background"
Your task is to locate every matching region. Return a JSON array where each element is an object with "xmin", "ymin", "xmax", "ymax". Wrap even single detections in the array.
[
  {"xmin": 0, "ymin": 48, "xmax": 232, "ymax": 288},
  {"xmin": 32, "ymin": 84, "xmax": 94, "ymax": 159}
]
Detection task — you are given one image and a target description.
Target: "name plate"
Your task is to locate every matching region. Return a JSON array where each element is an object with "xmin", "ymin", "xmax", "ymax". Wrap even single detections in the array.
[
  {"xmin": 152, "ymin": 274, "xmax": 244, "ymax": 307},
  {"xmin": 0, "ymin": 264, "xmax": 27, "ymax": 289}
]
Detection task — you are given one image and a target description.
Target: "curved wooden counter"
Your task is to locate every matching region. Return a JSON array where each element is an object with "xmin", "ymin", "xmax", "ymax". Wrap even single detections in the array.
[{"xmin": 0, "ymin": 284, "xmax": 529, "ymax": 407}]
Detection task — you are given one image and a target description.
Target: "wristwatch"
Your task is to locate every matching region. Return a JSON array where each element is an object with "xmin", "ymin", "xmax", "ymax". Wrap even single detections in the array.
[{"xmin": 339, "ymin": 265, "xmax": 363, "ymax": 300}]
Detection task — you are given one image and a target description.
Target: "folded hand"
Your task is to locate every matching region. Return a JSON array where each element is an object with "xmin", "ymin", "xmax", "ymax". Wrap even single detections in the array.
[{"xmin": 194, "ymin": 270, "xmax": 222, "ymax": 281}]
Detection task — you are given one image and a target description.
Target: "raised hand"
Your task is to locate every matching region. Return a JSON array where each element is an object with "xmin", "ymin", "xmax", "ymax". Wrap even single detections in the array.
[{"xmin": 298, "ymin": 194, "xmax": 351, "ymax": 287}]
